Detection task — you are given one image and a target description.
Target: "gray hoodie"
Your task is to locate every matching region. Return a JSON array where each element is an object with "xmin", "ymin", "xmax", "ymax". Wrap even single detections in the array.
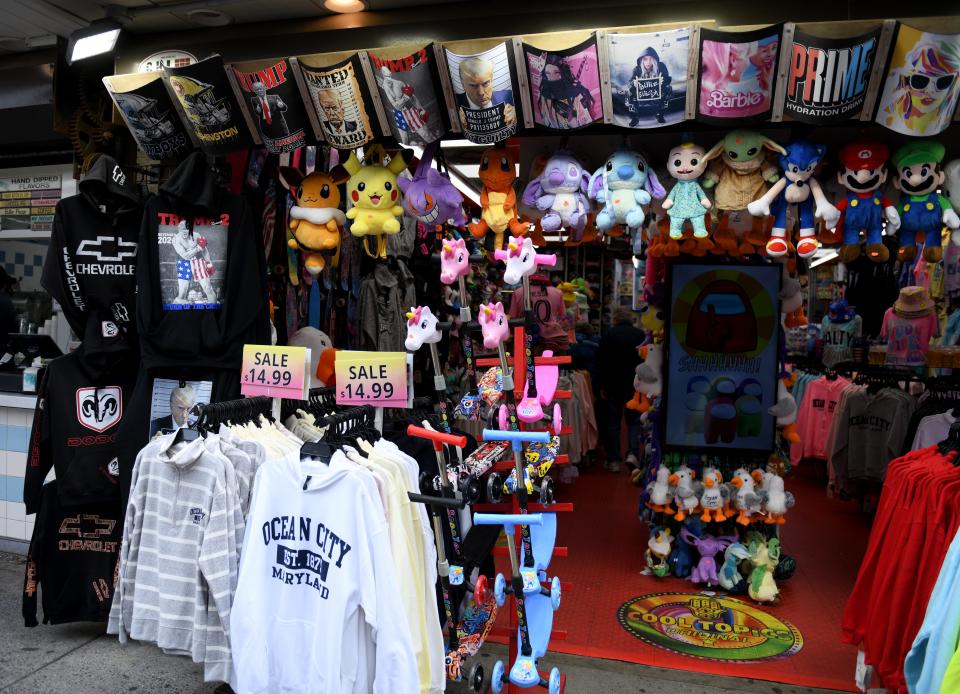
[{"xmin": 108, "ymin": 433, "xmax": 243, "ymax": 682}]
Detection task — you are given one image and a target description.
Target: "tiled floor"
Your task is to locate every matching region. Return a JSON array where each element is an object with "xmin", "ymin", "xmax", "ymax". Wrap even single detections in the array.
[{"xmin": 0, "ymin": 405, "xmax": 37, "ymax": 542}]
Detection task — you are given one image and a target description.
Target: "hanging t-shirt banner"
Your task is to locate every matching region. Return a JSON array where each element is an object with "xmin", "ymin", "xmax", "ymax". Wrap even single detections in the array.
[
  {"xmin": 231, "ymin": 59, "xmax": 309, "ymax": 153},
  {"xmin": 522, "ymin": 35, "xmax": 602, "ymax": 130},
  {"xmin": 444, "ymin": 42, "xmax": 519, "ymax": 144},
  {"xmin": 781, "ymin": 28, "xmax": 882, "ymax": 124},
  {"xmin": 164, "ymin": 55, "xmax": 253, "ymax": 155},
  {"xmin": 696, "ymin": 25, "xmax": 783, "ymax": 123},
  {"xmin": 663, "ymin": 263, "xmax": 781, "ymax": 453},
  {"xmin": 874, "ymin": 24, "xmax": 960, "ymax": 136},
  {"xmin": 294, "ymin": 55, "xmax": 378, "ymax": 149},
  {"xmin": 605, "ymin": 27, "xmax": 691, "ymax": 129},
  {"xmin": 367, "ymin": 45, "xmax": 447, "ymax": 146},
  {"xmin": 103, "ymin": 73, "xmax": 193, "ymax": 160}
]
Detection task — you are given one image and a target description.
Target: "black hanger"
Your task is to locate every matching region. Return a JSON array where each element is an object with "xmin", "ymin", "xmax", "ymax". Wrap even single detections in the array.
[{"xmin": 938, "ymin": 420, "xmax": 960, "ymax": 457}]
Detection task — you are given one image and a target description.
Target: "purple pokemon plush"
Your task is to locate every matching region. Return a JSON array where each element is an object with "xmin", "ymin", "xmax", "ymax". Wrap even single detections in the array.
[
  {"xmin": 522, "ymin": 150, "xmax": 591, "ymax": 238},
  {"xmin": 680, "ymin": 528, "xmax": 738, "ymax": 587},
  {"xmin": 397, "ymin": 141, "xmax": 466, "ymax": 227}
]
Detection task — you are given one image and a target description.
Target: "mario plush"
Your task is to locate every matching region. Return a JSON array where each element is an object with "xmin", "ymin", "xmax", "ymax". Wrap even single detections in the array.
[
  {"xmin": 892, "ymin": 140, "xmax": 960, "ymax": 263},
  {"xmin": 834, "ymin": 142, "xmax": 900, "ymax": 264}
]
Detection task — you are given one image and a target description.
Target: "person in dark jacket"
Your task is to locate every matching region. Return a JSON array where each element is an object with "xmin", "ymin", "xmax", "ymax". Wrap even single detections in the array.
[
  {"xmin": 629, "ymin": 47, "xmax": 673, "ymax": 125},
  {"xmin": 597, "ymin": 307, "xmax": 646, "ymax": 472}
]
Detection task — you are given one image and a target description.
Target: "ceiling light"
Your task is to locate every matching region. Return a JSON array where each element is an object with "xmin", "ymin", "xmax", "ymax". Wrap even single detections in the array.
[
  {"xmin": 323, "ymin": 0, "xmax": 366, "ymax": 13},
  {"xmin": 186, "ymin": 9, "xmax": 232, "ymax": 27},
  {"xmin": 67, "ymin": 19, "xmax": 121, "ymax": 65}
]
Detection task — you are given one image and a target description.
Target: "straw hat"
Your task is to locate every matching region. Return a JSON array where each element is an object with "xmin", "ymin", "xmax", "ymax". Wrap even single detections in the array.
[{"xmin": 893, "ymin": 286, "xmax": 934, "ymax": 318}]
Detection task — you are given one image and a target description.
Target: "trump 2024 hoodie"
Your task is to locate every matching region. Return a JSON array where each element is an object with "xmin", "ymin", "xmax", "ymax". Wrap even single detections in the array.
[
  {"xmin": 137, "ymin": 152, "xmax": 270, "ymax": 370},
  {"xmin": 230, "ymin": 451, "xmax": 418, "ymax": 694}
]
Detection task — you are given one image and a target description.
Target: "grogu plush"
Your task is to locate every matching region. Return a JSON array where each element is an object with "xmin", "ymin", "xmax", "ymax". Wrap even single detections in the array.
[
  {"xmin": 702, "ymin": 130, "xmax": 786, "ymax": 256},
  {"xmin": 279, "ymin": 167, "xmax": 349, "ymax": 274},
  {"xmin": 340, "ymin": 145, "xmax": 413, "ymax": 258}
]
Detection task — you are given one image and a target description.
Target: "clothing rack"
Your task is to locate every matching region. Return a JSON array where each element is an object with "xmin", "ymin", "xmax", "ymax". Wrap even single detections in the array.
[
  {"xmin": 192, "ymin": 396, "xmax": 274, "ymax": 432},
  {"xmin": 280, "ymin": 386, "xmax": 336, "ymax": 420}
]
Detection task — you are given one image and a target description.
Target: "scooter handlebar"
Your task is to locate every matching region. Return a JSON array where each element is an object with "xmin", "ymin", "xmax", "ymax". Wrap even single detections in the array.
[
  {"xmin": 407, "ymin": 424, "xmax": 467, "ymax": 451},
  {"xmin": 474, "ymin": 512, "xmax": 544, "ymax": 527},
  {"xmin": 481, "ymin": 428, "xmax": 551, "ymax": 444}
]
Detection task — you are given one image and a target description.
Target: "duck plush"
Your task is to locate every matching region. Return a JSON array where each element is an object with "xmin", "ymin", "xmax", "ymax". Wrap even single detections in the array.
[
  {"xmin": 699, "ymin": 468, "xmax": 728, "ymax": 523},
  {"xmin": 729, "ymin": 467, "xmax": 763, "ymax": 525},
  {"xmin": 769, "ymin": 379, "xmax": 800, "ymax": 443},
  {"xmin": 646, "ymin": 464, "xmax": 675, "ymax": 514},
  {"xmin": 670, "ymin": 465, "xmax": 700, "ymax": 521},
  {"xmin": 761, "ymin": 472, "xmax": 795, "ymax": 524},
  {"xmin": 627, "ymin": 343, "xmax": 663, "ymax": 413}
]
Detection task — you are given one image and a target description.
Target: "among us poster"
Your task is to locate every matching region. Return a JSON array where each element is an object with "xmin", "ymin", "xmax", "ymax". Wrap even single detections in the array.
[
  {"xmin": 607, "ymin": 27, "xmax": 690, "ymax": 128},
  {"xmin": 523, "ymin": 35, "xmax": 602, "ymax": 130},
  {"xmin": 664, "ymin": 263, "xmax": 781, "ymax": 452},
  {"xmin": 231, "ymin": 59, "xmax": 309, "ymax": 153},
  {"xmin": 368, "ymin": 46, "xmax": 446, "ymax": 146},
  {"xmin": 697, "ymin": 25, "xmax": 783, "ymax": 122},
  {"xmin": 875, "ymin": 25, "xmax": 960, "ymax": 136},
  {"xmin": 445, "ymin": 42, "xmax": 519, "ymax": 144}
]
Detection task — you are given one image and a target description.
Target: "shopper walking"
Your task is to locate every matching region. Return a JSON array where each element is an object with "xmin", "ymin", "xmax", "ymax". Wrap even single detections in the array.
[{"xmin": 597, "ymin": 306, "xmax": 645, "ymax": 472}]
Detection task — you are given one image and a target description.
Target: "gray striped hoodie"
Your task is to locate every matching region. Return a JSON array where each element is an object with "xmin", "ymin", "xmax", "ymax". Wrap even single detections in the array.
[{"xmin": 108, "ymin": 433, "xmax": 242, "ymax": 682}]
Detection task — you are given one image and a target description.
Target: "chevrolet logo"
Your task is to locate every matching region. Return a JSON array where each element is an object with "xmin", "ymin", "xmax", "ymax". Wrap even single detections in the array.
[
  {"xmin": 59, "ymin": 514, "xmax": 117, "ymax": 539},
  {"xmin": 76, "ymin": 236, "xmax": 138, "ymax": 262}
]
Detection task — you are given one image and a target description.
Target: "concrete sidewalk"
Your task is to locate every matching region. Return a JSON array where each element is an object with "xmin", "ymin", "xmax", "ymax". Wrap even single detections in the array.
[{"xmin": 0, "ymin": 552, "xmax": 844, "ymax": 694}]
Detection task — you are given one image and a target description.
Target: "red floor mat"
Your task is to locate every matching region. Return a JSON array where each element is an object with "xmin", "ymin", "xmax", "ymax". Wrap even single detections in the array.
[{"xmin": 493, "ymin": 462, "xmax": 871, "ymax": 692}]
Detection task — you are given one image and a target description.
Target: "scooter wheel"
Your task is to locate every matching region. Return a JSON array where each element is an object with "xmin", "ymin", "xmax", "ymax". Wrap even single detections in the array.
[
  {"xmin": 490, "ymin": 661, "xmax": 505, "ymax": 694},
  {"xmin": 494, "ymin": 573, "xmax": 507, "ymax": 607},
  {"xmin": 462, "ymin": 476, "xmax": 482, "ymax": 504},
  {"xmin": 486, "ymin": 474, "xmax": 503, "ymax": 503},
  {"xmin": 419, "ymin": 470, "xmax": 436, "ymax": 494},
  {"xmin": 548, "ymin": 667, "xmax": 561, "ymax": 694},
  {"xmin": 474, "ymin": 574, "xmax": 489, "ymax": 605},
  {"xmin": 539, "ymin": 476, "xmax": 555, "ymax": 505},
  {"xmin": 498, "ymin": 404, "xmax": 509, "ymax": 431},
  {"xmin": 552, "ymin": 403, "xmax": 562, "ymax": 433},
  {"xmin": 550, "ymin": 575, "xmax": 562, "ymax": 610},
  {"xmin": 468, "ymin": 663, "xmax": 485, "ymax": 692}
]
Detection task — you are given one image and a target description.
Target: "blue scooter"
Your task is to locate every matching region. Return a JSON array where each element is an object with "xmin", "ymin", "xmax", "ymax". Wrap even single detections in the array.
[{"xmin": 474, "ymin": 512, "xmax": 562, "ymax": 694}]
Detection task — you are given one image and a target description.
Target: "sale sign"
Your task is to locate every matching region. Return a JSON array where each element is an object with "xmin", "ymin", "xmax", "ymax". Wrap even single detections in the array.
[
  {"xmin": 241, "ymin": 345, "xmax": 310, "ymax": 399},
  {"xmin": 335, "ymin": 351, "xmax": 408, "ymax": 408}
]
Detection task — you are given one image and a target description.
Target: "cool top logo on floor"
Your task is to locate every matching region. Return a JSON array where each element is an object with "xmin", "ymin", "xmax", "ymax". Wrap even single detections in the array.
[{"xmin": 618, "ymin": 593, "xmax": 803, "ymax": 662}]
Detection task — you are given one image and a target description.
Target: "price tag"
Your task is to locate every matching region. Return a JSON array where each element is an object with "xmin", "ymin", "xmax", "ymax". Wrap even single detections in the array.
[
  {"xmin": 240, "ymin": 345, "xmax": 310, "ymax": 399},
  {"xmin": 335, "ymin": 351, "xmax": 408, "ymax": 408}
]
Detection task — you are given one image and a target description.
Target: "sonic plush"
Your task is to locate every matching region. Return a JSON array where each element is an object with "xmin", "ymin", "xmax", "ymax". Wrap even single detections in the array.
[
  {"xmin": 892, "ymin": 140, "xmax": 960, "ymax": 263},
  {"xmin": 747, "ymin": 140, "xmax": 840, "ymax": 258},
  {"xmin": 588, "ymin": 147, "xmax": 666, "ymax": 235}
]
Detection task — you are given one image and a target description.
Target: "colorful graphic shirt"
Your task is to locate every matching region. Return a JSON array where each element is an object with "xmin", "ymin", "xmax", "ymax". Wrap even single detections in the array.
[
  {"xmin": 821, "ymin": 315, "xmax": 862, "ymax": 368},
  {"xmin": 880, "ymin": 308, "xmax": 939, "ymax": 366}
]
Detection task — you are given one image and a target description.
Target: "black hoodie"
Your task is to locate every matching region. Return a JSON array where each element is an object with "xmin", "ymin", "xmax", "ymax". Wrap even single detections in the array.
[
  {"xmin": 42, "ymin": 155, "xmax": 142, "ymax": 340},
  {"xmin": 23, "ymin": 313, "xmax": 139, "ymax": 514},
  {"xmin": 137, "ymin": 152, "xmax": 270, "ymax": 369}
]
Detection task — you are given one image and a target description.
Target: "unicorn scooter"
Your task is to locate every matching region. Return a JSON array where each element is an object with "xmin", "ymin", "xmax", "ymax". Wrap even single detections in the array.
[
  {"xmin": 494, "ymin": 236, "xmax": 560, "ymax": 424},
  {"xmin": 440, "ymin": 237, "xmax": 485, "ymax": 420},
  {"xmin": 474, "ymin": 511, "xmax": 562, "ymax": 694},
  {"xmin": 406, "ymin": 424, "xmax": 493, "ymax": 691}
]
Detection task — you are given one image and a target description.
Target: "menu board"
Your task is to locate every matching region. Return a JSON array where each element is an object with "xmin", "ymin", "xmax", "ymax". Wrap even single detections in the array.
[{"xmin": 0, "ymin": 173, "xmax": 62, "ymax": 232}]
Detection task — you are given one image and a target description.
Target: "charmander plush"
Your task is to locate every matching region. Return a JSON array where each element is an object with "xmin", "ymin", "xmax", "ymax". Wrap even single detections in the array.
[{"xmin": 468, "ymin": 146, "xmax": 528, "ymax": 250}]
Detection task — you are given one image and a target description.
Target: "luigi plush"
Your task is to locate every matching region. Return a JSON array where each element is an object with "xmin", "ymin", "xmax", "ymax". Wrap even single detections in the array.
[{"xmin": 893, "ymin": 140, "xmax": 960, "ymax": 263}]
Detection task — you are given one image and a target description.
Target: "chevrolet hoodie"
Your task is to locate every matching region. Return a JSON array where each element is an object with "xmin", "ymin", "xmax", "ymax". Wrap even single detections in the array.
[
  {"xmin": 42, "ymin": 155, "xmax": 141, "ymax": 338},
  {"xmin": 137, "ymin": 152, "xmax": 270, "ymax": 370}
]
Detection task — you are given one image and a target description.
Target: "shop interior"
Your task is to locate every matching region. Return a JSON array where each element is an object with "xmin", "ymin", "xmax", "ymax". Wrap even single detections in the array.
[{"xmin": 2, "ymin": 2, "xmax": 960, "ymax": 694}]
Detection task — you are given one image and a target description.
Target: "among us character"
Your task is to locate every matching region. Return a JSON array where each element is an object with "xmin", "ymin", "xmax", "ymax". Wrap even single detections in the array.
[
  {"xmin": 172, "ymin": 221, "xmax": 218, "ymax": 305},
  {"xmin": 892, "ymin": 140, "xmax": 960, "ymax": 263},
  {"xmin": 628, "ymin": 46, "xmax": 673, "ymax": 125},
  {"xmin": 834, "ymin": 141, "xmax": 900, "ymax": 264},
  {"xmin": 150, "ymin": 384, "xmax": 196, "ymax": 435},
  {"xmin": 455, "ymin": 56, "xmax": 517, "ymax": 130},
  {"xmin": 249, "ymin": 78, "xmax": 289, "ymax": 140},
  {"xmin": 686, "ymin": 280, "xmax": 758, "ymax": 354},
  {"xmin": 317, "ymin": 89, "xmax": 358, "ymax": 139}
]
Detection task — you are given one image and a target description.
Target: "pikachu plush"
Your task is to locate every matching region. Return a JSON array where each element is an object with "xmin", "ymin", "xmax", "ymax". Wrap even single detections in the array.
[{"xmin": 340, "ymin": 145, "xmax": 412, "ymax": 258}]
